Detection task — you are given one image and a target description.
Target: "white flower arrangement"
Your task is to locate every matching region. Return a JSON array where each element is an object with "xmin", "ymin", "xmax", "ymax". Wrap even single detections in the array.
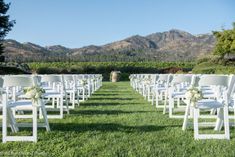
[
  {"xmin": 185, "ymin": 87, "xmax": 203, "ymax": 107},
  {"xmin": 24, "ymin": 86, "xmax": 45, "ymax": 103},
  {"xmin": 80, "ymin": 79, "xmax": 88, "ymax": 86},
  {"xmin": 143, "ymin": 78, "xmax": 151, "ymax": 85}
]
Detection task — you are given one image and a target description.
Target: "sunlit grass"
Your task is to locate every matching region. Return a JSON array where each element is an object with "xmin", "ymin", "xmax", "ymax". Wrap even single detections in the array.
[{"xmin": 0, "ymin": 82, "xmax": 235, "ymax": 156}]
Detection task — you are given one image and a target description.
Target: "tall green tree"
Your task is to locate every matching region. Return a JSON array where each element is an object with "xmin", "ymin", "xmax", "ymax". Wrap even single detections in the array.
[
  {"xmin": 213, "ymin": 23, "xmax": 235, "ymax": 58},
  {"xmin": 0, "ymin": 0, "xmax": 15, "ymax": 61}
]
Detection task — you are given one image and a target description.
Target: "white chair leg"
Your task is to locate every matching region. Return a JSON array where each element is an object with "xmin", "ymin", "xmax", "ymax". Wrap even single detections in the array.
[
  {"xmin": 169, "ymin": 97, "xmax": 174, "ymax": 118},
  {"xmin": 223, "ymin": 106, "xmax": 230, "ymax": 139},
  {"xmin": 214, "ymin": 108, "xmax": 223, "ymax": 131},
  {"xmin": 155, "ymin": 92, "xmax": 159, "ymax": 108},
  {"xmin": 151, "ymin": 92, "xmax": 154, "ymax": 106},
  {"xmin": 2, "ymin": 94, "xmax": 7, "ymax": 143},
  {"xmin": 65, "ymin": 96, "xmax": 69, "ymax": 114},
  {"xmin": 32, "ymin": 106, "xmax": 37, "ymax": 143},
  {"xmin": 41, "ymin": 106, "xmax": 50, "ymax": 131},
  {"xmin": 60, "ymin": 97, "xmax": 63, "ymax": 119},
  {"xmin": 82, "ymin": 89, "xmax": 85, "ymax": 101},
  {"xmin": 193, "ymin": 108, "xmax": 199, "ymax": 140},
  {"xmin": 147, "ymin": 87, "xmax": 150, "ymax": 102},
  {"xmin": 52, "ymin": 97, "xmax": 55, "ymax": 108},
  {"xmin": 8, "ymin": 108, "xmax": 19, "ymax": 132},
  {"xmin": 182, "ymin": 102, "xmax": 190, "ymax": 131},
  {"xmin": 56, "ymin": 97, "xmax": 60, "ymax": 108},
  {"xmin": 76, "ymin": 91, "xmax": 80, "ymax": 106},
  {"xmin": 163, "ymin": 93, "xmax": 168, "ymax": 114},
  {"xmin": 72, "ymin": 92, "xmax": 75, "ymax": 109},
  {"xmin": 177, "ymin": 98, "xmax": 180, "ymax": 107}
]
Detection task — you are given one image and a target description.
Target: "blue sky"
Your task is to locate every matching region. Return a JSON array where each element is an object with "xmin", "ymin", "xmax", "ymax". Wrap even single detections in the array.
[{"xmin": 5, "ymin": 0, "xmax": 235, "ymax": 48}]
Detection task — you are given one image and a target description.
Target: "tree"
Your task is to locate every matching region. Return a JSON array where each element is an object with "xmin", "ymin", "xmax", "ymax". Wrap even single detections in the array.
[
  {"xmin": 213, "ymin": 23, "xmax": 235, "ymax": 59},
  {"xmin": 0, "ymin": 0, "xmax": 15, "ymax": 61}
]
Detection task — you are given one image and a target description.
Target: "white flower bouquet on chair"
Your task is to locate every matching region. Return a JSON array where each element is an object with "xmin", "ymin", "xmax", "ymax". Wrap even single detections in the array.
[
  {"xmin": 80, "ymin": 79, "xmax": 88, "ymax": 86},
  {"xmin": 143, "ymin": 78, "xmax": 151, "ymax": 85},
  {"xmin": 24, "ymin": 86, "xmax": 45, "ymax": 105},
  {"xmin": 185, "ymin": 87, "xmax": 203, "ymax": 107}
]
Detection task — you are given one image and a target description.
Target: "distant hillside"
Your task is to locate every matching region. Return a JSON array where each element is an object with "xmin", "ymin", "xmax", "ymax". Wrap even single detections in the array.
[{"xmin": 3, "ymin": 29, "xmax": 215, "ymax": 62}]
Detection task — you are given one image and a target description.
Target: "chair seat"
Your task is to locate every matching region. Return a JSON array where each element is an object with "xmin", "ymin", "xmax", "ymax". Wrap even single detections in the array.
[
  {"xmin": 42, "ymin": 86, "xmax": 53, "ymax": 91},
  {"xmin": 202, "ymin": 91, "xmax": 217, "ymax": 98},
  {"xmin": 8, "ymin": 100, "xmax": 40, "ymax": 110},
  {"xmin": 172, "ymin": 91, "xmax": 186, "ymax": 98},
  {"xmin": 196, "ymin": 99, "xmax": 223, "ymax": 109},
  {"xmin": 156, "ymin": 87, "xmax": 167, "ymax": 92},
  {"xmin": 43, "ymin": 92, "xmax": 63, "ymax": 98},
  {"xmin": 66, "ymin": 89, "xmax": 75, "ymax": 93}
]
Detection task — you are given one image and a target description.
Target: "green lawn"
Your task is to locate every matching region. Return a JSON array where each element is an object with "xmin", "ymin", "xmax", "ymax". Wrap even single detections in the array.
[{"xmin": 1, "ymin": 82, "xmax": 235, "ymax": 156}]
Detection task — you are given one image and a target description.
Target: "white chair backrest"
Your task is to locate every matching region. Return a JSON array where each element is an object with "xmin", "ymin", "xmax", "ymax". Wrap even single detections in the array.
[
  {"xmin": 157, "ymin": 74, "xmax": 169, "ymax": 82},
  {"xmin": 63, "ymin": 75, "xmax": 74, "ymax": 82},
  {"xmin": 226, "ymin": 75, "xmax": 235, "ymax": 97},
  {"xmin": 41, "ymin": 75, "xmax": 62, "ymax": 83},
  {"xmin": 3, "ymin": 76, "xmax": 35, "ymax": 87},
  {"xmin": 171, "ymin": 74, "xmax": 192, "ymax": 85},
  {"xmin": 198, "ymin": 75, "xmax": 228, "ymax": 87},
  {"xmin": 152, "ymin": 74, "xmax": 159, "ymax": 83}
]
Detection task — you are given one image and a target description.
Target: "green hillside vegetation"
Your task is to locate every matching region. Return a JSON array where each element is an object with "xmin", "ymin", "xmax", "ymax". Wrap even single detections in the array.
[{"xmin": 192, "ymin": 23, "xmax": 235, "ymax": 74}]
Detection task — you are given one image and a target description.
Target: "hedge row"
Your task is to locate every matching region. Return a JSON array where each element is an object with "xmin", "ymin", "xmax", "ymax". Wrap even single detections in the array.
[{"xmin": 28, "ymin": 62, "xmax": 195, "ymax": 81}]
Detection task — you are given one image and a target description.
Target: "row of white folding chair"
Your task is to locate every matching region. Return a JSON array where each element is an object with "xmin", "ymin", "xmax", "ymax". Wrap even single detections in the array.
[
  {"xmin": 131, "ymin": 74, "xmax": 189, "ymax": 116},
  {"xmin": 167, "ymin": 75, "xmax": 193, "ymax": 118},
  {"xmin": 64, "ymin": 74, "xmax": 99, "ymax": 106},
  {"xmin": 0, "ymin": 74, "xmax": 102, "ymax": 142},
  {"xmin": 75, "ymin": 75, "xmax": 94, "ymax": 101},
  {"xmin": 39, "ymin": 74, "xmax": 101, "ymax": 119},
  {"xmin": 131, "ymin": 74, "xmax": 229, "ymax": 117},
  {"xmin": 132, "ymin": 74, "xmax": 152, "ymax": 96},
  {"xmin": 132, "ymin": 74, "xmax": 214, "ymax": 118},
  {"xmin": 40, "ymin": 75, "xmax": 69, "ymax": 119},
  {"xmin": 130, "ymin": 74, "xmax": 235, "ymax": 140}
]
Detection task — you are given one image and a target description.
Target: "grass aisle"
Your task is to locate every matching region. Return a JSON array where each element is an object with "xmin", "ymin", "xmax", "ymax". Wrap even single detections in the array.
[{"xmin": 1, "ymin": 82, "xmax": 235, "ymax": 156}]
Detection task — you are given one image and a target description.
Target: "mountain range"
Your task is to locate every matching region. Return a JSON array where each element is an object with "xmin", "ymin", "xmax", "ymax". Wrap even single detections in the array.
[{"xmin": 3, "ymin": 29, "xmax": 216, "ymax": 62}]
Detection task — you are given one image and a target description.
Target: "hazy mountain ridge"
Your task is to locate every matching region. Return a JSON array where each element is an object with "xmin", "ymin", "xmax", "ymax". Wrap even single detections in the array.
[{"xmin": 3, "ymin": 29, "xmax": 216, "ymax": 61}]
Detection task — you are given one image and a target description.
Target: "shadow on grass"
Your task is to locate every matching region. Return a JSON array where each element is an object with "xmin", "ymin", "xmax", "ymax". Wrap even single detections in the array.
[
  {"xmin": 89, "ymin": 98, "xmax": 134, "ymax": 101},
  {"xmin": 80, "ymin": 102, "xmax": 121, "ymax": 106},
  {"xmin": 93, "ymin": 93, "xmax": 121, "ymax": 96},
  {"xmin": 96, "ymin": 90, "xmax": 131, "ymax": 93},
  {"xmin": 70, "ymin": 110, "xmax": 154, "ymax": 115},
  {"xmin": 51, "ymin": 123, "xmax": 179, "ymax": 133},
  {"xmin": 80, "ymin": 102, "xmax": 145, "ymax": 106}
]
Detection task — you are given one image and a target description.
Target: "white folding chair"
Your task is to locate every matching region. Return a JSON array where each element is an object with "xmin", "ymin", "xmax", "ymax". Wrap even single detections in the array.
[
  {"xmin": 183, "ymin": 75, "xmax": 235, "ymax": 140},
  {"xmin": 2, "ymin": 75, "xmax": 50, "ymax": 143},
  {"xmin": 63, "ymin": 75, "xmax": 79, "ymax": 109},
  {"xmin": 74, "ymin": 75, "xmax": 89, "ymax": 102},
  {"xmin": 168, "ymin": 74, "xmax": 192, "ymax": 118},
  {"xmin": 152, "ymin": 74, "xmax": 172, "ymax": 114},
  {"xmin": 41, "ymin": 75, "xmax": 69, "ymax": 119}
]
